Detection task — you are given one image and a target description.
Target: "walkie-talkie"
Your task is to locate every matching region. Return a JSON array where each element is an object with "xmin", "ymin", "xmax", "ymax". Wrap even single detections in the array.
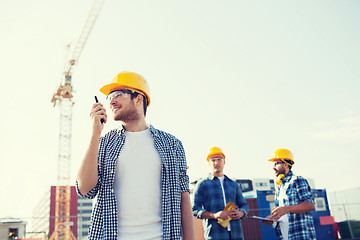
[{"xmin": 94, "ymin": 96, "xmax": 104, "ymax": 123}]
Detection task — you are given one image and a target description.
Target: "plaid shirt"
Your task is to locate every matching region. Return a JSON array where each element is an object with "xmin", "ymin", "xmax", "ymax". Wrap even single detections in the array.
[
  {"xmin": 76, "ymin": 125, "xmax": 190, "ymax": 240},
  {"xmin": 274, "ymin": 171, "xmax": 316, "ymax": 240},
  {"xmin": 192, "ymin": 174, "xmax": 249, "ymax": 240}
]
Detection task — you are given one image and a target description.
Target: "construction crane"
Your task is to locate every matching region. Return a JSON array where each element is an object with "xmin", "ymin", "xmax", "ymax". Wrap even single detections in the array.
[{"xmin": 50, "ymin": 0, "xmax": 105, "ymax": 239}]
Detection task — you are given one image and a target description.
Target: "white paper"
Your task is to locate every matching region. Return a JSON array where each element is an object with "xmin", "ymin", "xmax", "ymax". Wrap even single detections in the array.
[{"xmin": 249, "ymin": 215, "xmax": 283, "ymax": 223}]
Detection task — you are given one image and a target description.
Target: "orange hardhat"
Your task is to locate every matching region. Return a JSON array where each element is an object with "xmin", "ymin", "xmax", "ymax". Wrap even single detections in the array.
[
  {"xmin": 268, "ymin": 148, "xmax": 294, "ymax": 165},
  {"xmin": 100, "ymin": 71, "xmax": 151, "ymax": 106},
  {"xmin": 207, "ymin": 147, "xmax": 225, "ymax": 162}
]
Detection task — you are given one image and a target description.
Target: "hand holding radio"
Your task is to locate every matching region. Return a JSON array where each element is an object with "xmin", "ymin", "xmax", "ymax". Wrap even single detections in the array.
[{"xmin": 91, "ymin": 96, "xmax": 107, "ymax": 134}]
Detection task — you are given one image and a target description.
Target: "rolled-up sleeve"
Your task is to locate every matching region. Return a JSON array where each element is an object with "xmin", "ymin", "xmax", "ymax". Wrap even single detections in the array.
[
  {"xmin": 296, "ymin": 177, "xmax": 314, "ymax": 204},
  {"xmin": 76, "ymin": 180, "xmax": 100, "ymax": 199},
  {"xmin": 177, "ymin": 140, "xmax": 190, "ymax": 193}
]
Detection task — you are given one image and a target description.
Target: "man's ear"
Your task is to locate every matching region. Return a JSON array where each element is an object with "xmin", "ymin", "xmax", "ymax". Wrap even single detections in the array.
[
  {"xmin": 135, "ymin": 94, "xmax": 143, "ymax": 105},
  {"xmin": 284, "ymin": 162, "xmax": 290, "ymax": 170}
]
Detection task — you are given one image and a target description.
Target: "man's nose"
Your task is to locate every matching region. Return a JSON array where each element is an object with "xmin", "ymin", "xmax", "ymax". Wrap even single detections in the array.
[{"xmin": 110, "ymin": 99, "xmax": 116, "ymax": 105}]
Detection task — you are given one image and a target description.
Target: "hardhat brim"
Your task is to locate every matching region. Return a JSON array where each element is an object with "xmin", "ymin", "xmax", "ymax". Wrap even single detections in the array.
[
  {"xmin": 207, "ymin": 153, "xmax": 225, "ymax": 162},
  {"xmin": 268, "ymin": 158, "xmax": 283, "ymax": 162},
  {"xmin": 268, "ymin": 158, "xmax": 294, "ymax": 164},
  {"xmin": 100, "ymin": 83, "xmax": 151, "ymax": 106}
]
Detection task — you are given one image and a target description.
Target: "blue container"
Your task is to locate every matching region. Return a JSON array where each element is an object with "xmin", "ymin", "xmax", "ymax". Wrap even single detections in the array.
[
  {"xmin": 256, "ymin": 190, "xmax": 278, "ymax": 240},
  {"xmin": 255, "ymin": 189, "xmax": 336, "ymax": 240},
  {"xmin": 311, "ymin": 189, "xmax": 336, "ymax": 240}
]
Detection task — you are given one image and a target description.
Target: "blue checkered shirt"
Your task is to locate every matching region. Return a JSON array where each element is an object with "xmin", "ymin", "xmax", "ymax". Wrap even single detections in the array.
[
  {"xmin": 192, "ymin": 174, "xmax": 249, "ymax": 240},
  {"xmin": 76, "ymin": 125, "xmax": 190, "ymax": 240},
  {"xmin": 274, "ymin": 171, "xmax": 316, "ymax": 240}
]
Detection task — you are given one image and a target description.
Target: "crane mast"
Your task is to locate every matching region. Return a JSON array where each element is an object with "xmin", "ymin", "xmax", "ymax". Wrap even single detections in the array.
[{"xmin": 50, "ymin": 1, "xmax": 105, "ymax": 239}]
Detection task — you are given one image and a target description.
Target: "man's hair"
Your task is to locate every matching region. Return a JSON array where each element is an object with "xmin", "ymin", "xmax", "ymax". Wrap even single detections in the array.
[
  {"xmin": 130, "ymin": 92, "xmax": 148, "ymax": 116},
  {"xmin": 283, "ymin": 159, "xmax": 293, "ymax": 170}
]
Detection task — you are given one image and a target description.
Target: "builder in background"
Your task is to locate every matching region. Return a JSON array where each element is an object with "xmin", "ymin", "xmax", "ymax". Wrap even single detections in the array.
[
  {"xmin": 264, "ymin": 148, "xmax": 316, "ymax": 240},
  {"xmin": 192, "ymin": 147, "xmax": 248, "ymax": 240},
  {"xmin": 76, "ymin": 71, "xmax": 194, "ymax": 240}
]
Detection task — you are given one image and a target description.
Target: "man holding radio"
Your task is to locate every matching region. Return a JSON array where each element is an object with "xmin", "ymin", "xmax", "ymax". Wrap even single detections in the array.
[{"xmin": 76, "ymin": 71, "xmax": 194, "ymax": 240}]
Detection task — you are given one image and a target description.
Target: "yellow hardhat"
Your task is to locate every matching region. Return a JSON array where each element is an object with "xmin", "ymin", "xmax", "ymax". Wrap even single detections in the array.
[
  {"xmin": 100, "ymin": 71, "xmax": 151, "ymax": 106},
  {"xmin": 268, "ymin": 148, "xmax": 294, "ymax": 165},
  {"xmin": 207, "ymin": 147, "xmax": 225, "ymax": 162}
]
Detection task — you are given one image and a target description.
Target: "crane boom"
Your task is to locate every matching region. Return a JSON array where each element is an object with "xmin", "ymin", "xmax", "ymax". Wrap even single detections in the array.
[
  {"xmin": 50, "ymin": 0, "xmax": 105, "ymax": 239},
  {"xmin": 64, "ymin": 0, "xmax": 105, "ymax": 78}
]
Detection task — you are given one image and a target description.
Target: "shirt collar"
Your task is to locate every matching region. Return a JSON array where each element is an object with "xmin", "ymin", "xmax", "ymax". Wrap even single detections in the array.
[
  {"xmin": 208, "ymin": 173, "xmax": 227, "ymax": 180},
  {"xmin": 148, "ymin": 124, "xmax": 159, "ymax": 137},
  {"xmin": 116, "ymin": 125, "xmax": 126, "ymax": 135},
  {"xmin": 117, "ymin": 124, "xmax": 158, "ymax": 137},
  {"xmin": 282, "ymin": 170, "xmax": 293, "ymax": 183}
]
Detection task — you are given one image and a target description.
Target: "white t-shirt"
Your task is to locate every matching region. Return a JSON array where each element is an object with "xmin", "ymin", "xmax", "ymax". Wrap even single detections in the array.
[
  {"xmin": 278, "ymin": 184, "xmax": 289, "ymax": 240},
  {"xmin": 218, "ymin": 176, "xmax": 231, "ymax": 231},
  {"xmin": 113, "ymin": 129, "xmax": 162, "ymax": 239}
]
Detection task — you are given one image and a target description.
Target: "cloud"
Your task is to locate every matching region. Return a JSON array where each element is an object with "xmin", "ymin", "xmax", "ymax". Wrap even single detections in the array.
[{"xmin": 310, "ymin": 115, "xmax": 360, "ymax": 141}]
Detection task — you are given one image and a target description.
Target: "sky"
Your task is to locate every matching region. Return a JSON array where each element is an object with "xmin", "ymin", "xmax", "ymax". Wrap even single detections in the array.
[{"xmin": 1, "ymin": 0, "xmax": 359, "ymax": 221}]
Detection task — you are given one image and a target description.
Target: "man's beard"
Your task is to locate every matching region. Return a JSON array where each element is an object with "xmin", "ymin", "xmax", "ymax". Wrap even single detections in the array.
[
  {"xmin": 114, "ymin": 104, "xmax": 139, "ymax": 122},
  {"xmin": 275, "ymin": 168, "xmax": 285, "ymax": 176}
]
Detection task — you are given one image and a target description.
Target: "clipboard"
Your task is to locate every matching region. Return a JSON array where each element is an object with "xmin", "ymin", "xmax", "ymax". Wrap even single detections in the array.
[{"xmin": 249, "ymin": 215, "xmax": 283, "ymax": 223}]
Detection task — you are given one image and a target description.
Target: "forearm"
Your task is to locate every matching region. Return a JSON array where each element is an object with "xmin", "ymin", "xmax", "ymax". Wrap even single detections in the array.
[
  {"xmin": 286, "ymin": 200, "xmax": 315, "ymax": 213},
  {"xmin": 181, "ymin": 191, "xmax": 195, "ymax": 240},
  {"xmin": 201, "ymin": 211, "xmax": 216, "ymax": 219},
  {"xmin": 77, "ymin": 135, "xmax": 100, "ymax": 195}
]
